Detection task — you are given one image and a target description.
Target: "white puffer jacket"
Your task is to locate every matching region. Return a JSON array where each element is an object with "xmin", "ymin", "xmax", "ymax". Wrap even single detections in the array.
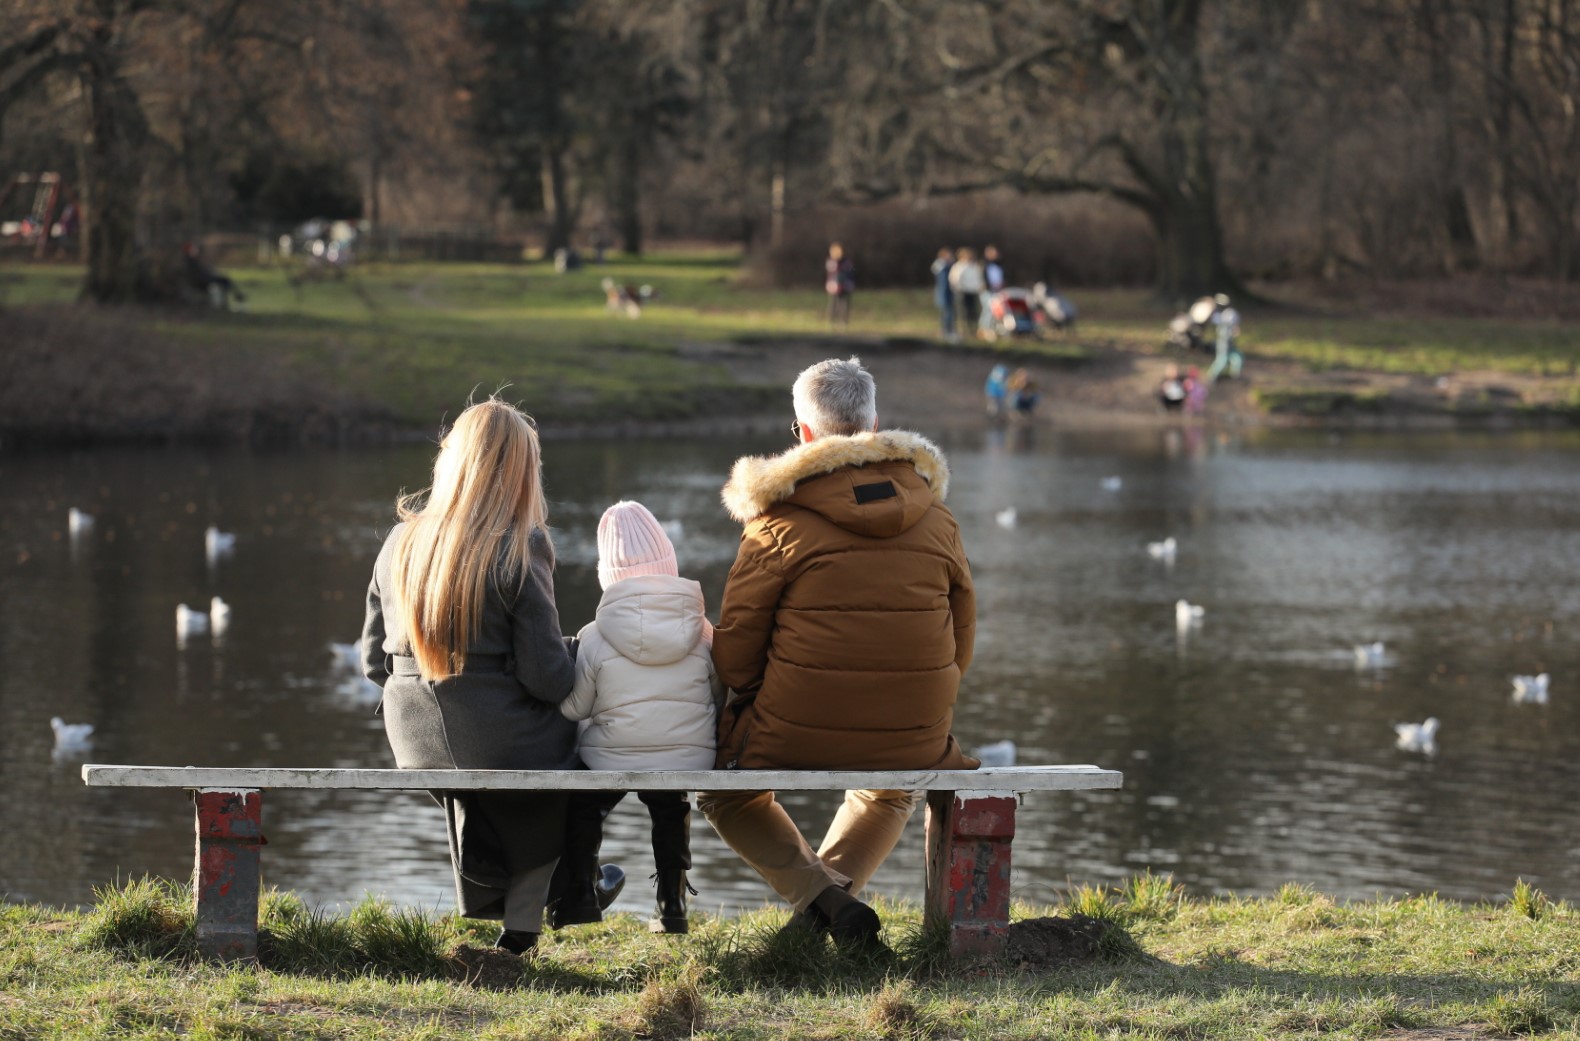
[{"xmin": 561, "ymin": 574, "xmax": 723, "ymax": 770}]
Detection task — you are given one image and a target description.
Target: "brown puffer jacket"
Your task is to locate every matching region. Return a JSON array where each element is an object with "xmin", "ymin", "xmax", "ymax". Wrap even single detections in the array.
[{"xmin": 713, "ymin": 430, "xmax": 978, "ymax": 771}]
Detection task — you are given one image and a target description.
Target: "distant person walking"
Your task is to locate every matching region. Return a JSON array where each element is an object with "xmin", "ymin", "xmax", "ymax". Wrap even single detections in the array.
[
  {"xmin": 931, "ymin": 248, "xmax": 957, "ymax": 341},
  {"xmin": 980, "ymin": 246, "xmax": 1005, "ymax": 337},
  {"xmin": 824, "ymin": 243, "xmax": 855, "ymax": 328},
  {"xmin": 949, "ymin": 248, "xmax": 985, "ymax": 337},
  {"xmin": 1206, "ymin": 293, "xmax": 1243, "ymax": 382}
]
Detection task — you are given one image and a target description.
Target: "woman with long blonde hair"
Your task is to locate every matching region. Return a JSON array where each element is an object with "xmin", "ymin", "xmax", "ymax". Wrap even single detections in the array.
[{"xmin": 362, "ymin": 397, "xmax": 593, "ymax": 954}]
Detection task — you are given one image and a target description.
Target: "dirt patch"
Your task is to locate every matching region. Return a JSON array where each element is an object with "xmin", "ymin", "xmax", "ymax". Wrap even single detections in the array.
[
  {"xmin": 1005, "ymin": 914, "xmax": 1132, "ymax": 968},
  {"xmin": 449, "ymin": 943, "xmax": 527, "ymax": 989}
]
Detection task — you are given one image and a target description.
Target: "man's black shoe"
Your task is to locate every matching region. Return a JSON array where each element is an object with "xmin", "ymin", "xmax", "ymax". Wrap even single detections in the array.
[
  {"xmin": 826, "ymin": 902, "xmax": 885, "ymax": 952},
  {"xmin": 494, "ymin": 928, "xmax": 537, "ymax": 954}
]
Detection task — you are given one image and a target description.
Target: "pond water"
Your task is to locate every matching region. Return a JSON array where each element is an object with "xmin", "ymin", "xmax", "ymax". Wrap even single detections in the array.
[{"xmin": 3, "ymin": 423, "xmax": 1578, "ymax": 918}]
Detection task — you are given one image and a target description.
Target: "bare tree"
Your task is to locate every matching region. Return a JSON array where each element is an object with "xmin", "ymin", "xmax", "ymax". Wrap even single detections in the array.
[{"xmin": 823, "ymin": 0, "xmax": 1251, "ymax": 297}]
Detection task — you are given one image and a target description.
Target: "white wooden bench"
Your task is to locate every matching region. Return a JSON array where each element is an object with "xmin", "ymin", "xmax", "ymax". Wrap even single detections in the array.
[{"xmin": 80, "ymin": 764, "xmax": 1122, "ymax": 961}]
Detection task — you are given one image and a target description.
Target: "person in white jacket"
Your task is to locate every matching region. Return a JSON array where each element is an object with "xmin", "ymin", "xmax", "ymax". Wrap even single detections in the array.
[{"xmin": 554, "ymin": 500, "xmax": 723, "ymax": 934}]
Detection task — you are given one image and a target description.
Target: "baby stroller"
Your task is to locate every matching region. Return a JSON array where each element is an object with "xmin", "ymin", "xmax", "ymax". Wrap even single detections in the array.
[
  {"xmin": 1165, "ymin": 295, "xmax": 1219, "ymax": 353},
  {"xmin": 986, "ymin": 288, "xmax": 1039, "ymax": 339},
  {"xmin": 1031, "ymin": 282, "xmax": 1077, "ymax": 332}
]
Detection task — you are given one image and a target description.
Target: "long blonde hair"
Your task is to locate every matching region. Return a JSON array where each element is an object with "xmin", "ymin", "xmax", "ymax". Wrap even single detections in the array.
[{"xmin": 391, "ymin": 398, "xmax": 551, "ymax": 679}]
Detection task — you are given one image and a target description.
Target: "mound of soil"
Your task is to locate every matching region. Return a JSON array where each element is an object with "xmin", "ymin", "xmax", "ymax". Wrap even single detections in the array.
[
  {"xmin": 449, "ymin": 944, "xmax": 527, "ymax": 989},
  {"xmin": 1006, "ymin": 914, "xmax": 1128, "ymax": 968}
]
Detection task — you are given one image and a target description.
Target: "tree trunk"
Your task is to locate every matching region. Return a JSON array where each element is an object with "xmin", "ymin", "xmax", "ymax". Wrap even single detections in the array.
[
  {"xmin": 1147, "ymin": 47, "xmax": 1238, "ymax": 299},
  {"xmin": 543, "ymin": 146, "xmax": 572, "ymax": 254},
  {"xmin": 614, "ymin": 130, "xmax": 642, "ymax": 255},
  {"xmin": 80, "ymin": 45, "xmax": 150, "ymax": 304},
  {"xmin": 1152, "ymin": 195, "xmax": 1237, "ymax": 300}
]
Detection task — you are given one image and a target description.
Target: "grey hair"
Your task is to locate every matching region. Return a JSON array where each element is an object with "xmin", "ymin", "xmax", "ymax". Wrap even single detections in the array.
[{"xmin": 792, "ymin": 356, "xmax": 877, "ymax": 436}]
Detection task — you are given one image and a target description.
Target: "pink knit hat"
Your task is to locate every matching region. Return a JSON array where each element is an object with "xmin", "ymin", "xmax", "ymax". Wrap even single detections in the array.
[{"xmin": 596, "ymin": 500, "xmax": 678, "ymax": 589}]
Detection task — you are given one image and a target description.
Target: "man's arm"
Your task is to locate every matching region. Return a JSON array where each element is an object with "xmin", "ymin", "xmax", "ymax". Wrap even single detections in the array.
[
  {"xmin": 948, "ymin": 526, "xmax": 976, "ymax": 675},
  {"xmin": 711, "ymin": 524, "xmax": 787, "ymax": 694}
]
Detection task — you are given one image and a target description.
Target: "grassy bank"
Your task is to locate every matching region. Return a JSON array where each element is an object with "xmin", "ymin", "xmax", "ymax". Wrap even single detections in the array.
[
  {"xmin": 4, "ymin": 877, "xmax": 1577, "ymax": 1039},
  {"xmin": 2, "ymin": 256, "xmax": 1576, "ymax": 444}
]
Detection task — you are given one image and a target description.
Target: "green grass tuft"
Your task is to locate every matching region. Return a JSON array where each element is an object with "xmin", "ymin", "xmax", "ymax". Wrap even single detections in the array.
[
  {"xmin": 79, "ymin": 876, "xmax": 196, "ymax": 960},
  {"xmin": 1488, "ymin": 985, "xmax": 1555, "ymax": 1035},
  {"xmin": 1510, "ymin": 878, "xmax": 1551, "ymax": 921},
  {"xmin": 1121, "ymin": 871, "xmax": 1185, "ymax": 922}
]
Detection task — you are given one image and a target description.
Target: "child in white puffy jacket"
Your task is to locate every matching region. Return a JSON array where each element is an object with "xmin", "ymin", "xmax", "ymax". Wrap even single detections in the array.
[{"xmin": 553, "ymin": 500, "xmax": 722, "ymax": 934}]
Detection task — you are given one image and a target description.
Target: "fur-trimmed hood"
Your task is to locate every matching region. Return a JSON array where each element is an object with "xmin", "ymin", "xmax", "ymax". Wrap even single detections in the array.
[{"xmin": 720, "ymin": 430, "xmax": 950, "ymax": 524}]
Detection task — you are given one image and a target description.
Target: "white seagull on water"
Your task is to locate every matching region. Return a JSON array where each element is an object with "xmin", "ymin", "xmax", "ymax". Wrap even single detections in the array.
[
  {"xmin": 205, "ymin": 526, "xmax": 237, "ymax": 564},
  {"xmin": 51, "ymin": 717, "xmax": 95, "ymax": 748},
  {"xmin": 1353, "ymin": 642, "xmax": 1387, "ymax": 668},
  {"xmin": 329, "ymin": 641, "xmax": 381, "ymax": 703},
  {"xmin": 1147, "ymin": 537, "xmax": 1177, "ymax": 561},
  {"xmin": 176, "ymin": 603, "xmax": 210, "ymax": 647},
  {"xmin": 209, "ymin": 596, "xmax": 232, "ymax": 638},
  {"xmin": 1511, "ymin": 673, "xmax": 1550, "ymax": 705},
  {"xmin": 995, "ymin": 507, "xmax": 1018, "ymax": 529},
  {"xmin": 1175, "ymin": 599, "xmax": 1205, "ymax": 627},
  {"xmin": 1394, "ymin": 717, "xmax": 1440, "ymax": 755},
  {"xmin": 974, "ymin": 740, "xmax": 1018, "ymax": 767}
]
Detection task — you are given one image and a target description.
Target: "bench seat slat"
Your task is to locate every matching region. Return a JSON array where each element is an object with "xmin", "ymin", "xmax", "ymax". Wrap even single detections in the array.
[{"xmin": 82, "ymin": 764, "xmax": 1122, "ymax": 792}]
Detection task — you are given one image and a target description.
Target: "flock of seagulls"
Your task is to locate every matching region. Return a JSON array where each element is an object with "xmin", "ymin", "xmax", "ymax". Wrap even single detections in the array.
[
  {"xmin": 1351, "ymin": 643, "xmax": 1551, "ymax": 756},
  {"xmin": 1141, "ymin": 531, "xmax": 1550, "ymax": 761},
  {"xmin": 56, "ymin": 510, "xmax": 242, "ymax": 752},
  {"xmin": 993, "ymin": 476, "xmax": 1126, "ymax": 530}
]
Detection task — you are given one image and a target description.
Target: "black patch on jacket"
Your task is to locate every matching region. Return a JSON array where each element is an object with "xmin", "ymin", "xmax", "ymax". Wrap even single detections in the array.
[{"xmin": 854, "ymin": 480, "xmax": 897, "ymax": 504}]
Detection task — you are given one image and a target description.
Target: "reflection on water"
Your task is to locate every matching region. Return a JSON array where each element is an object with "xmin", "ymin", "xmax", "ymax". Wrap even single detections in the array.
[{"xmin": 2, "ymin": 426, "xmax": 1578, "ymax": 916}]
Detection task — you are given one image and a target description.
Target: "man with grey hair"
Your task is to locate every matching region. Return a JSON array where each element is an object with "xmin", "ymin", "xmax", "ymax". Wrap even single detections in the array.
[{"xmin": 702, "ymin": 356, "xmax": 977, "ymax": 951}]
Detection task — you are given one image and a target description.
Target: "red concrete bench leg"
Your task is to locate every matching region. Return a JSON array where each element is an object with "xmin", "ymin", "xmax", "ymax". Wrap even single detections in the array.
[
  {"xmin": 924, "ymin": 790, "xmax": 1016, "ymax": 957},
  {"xmin": 191, "ymin": 789, "xmax": 263, "ymax": 961}
]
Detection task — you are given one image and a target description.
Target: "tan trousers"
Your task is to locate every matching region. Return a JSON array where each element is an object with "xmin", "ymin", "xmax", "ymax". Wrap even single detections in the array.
[{"xmin": 698, "ymin": 788, "xmax": 923, "ymax": 912}]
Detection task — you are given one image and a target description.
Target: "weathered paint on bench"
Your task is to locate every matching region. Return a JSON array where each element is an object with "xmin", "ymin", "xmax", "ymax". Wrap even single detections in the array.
[
  {"xmin": 80, "ymin": 765, "xmax": 1121, "ymax": 791},
  {"xmin": 81, "ymin": 764, "xmax": 1123, "ymax": 961}
]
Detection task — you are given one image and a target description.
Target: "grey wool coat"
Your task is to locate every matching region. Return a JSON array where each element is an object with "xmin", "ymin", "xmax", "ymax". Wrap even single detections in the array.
[{"xmin": 362, "ymin": 523, "xmax": 579, "ymax": 921}]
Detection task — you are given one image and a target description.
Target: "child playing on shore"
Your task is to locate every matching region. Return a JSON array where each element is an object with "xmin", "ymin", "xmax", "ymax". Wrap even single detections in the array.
[{"xmin": 555, "ymin": 500, "xmax": 723, "ymax": 934}]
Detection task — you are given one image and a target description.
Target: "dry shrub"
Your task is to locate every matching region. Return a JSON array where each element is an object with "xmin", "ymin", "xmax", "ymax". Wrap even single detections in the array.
[
  {"xmin": 749, "ymin": 192, "xmax": 1155, "ymax": 289},
  {"xmin": 865, "ymin": 980, "xmax": 935, "ymax": 1040},
  {"xmin": 631, "ymin": 969, "xmax": 705, "ymax": 1041}
]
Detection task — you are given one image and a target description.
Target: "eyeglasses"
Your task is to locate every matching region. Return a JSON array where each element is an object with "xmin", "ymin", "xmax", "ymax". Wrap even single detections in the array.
[{"xmin": 790, "ymin": 420, "xmax": 802, "ymax": 440}]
